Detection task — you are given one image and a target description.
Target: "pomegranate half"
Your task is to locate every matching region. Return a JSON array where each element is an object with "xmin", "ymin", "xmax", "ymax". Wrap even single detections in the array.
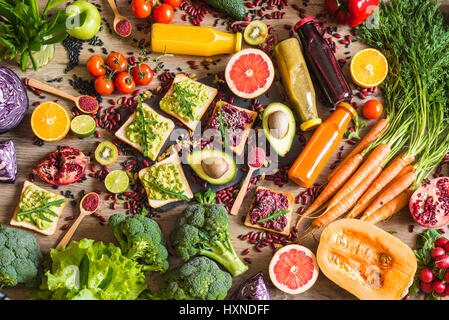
[{"xmin": 410, "ymin": 177, "xmax": 449, "ymax": 228}]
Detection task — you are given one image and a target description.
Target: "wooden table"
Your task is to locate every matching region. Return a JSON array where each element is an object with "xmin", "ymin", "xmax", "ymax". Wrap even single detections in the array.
[{"xmin": 2, "ymin": 0, "xmax": 448, "ymax": 300}]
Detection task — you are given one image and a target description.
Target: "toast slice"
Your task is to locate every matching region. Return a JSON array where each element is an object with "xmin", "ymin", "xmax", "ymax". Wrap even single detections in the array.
[
  {"xmin": 115, "ymin": 102, "xmax": 175, "ymax": 161},
  {"xmin": 207, "ymin": 100, "xmax": 258, "ymax": 156},
  {"xmin": 160, "ymin": 73, "xmax": 217, "ymax": 131},
  {"xmin": 138, "ymin": 150, "xmax": 193, "ymax": 208},
  {"xmin": 10, "ymin": 180, "xmax": 67, "ymax": 236},
  {"xmin": 244, "ymin": 186, "xmax": 294, "ymax": 236}
]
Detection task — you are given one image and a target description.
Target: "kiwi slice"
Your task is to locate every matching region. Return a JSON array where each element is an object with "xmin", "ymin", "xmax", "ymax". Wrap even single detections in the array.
[
  {"xmin": 95, "ymin": 141, "xmax": 118, "ymax": 166},
  {"xmin": 244, "ymin": 21, "xmax": 268, "ymax": 46}
]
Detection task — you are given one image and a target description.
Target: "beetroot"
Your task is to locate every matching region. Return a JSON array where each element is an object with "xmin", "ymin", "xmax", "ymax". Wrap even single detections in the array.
[
  {"xmin": 410, "ymin": 177, "xmax": 449, "ymax": 228},
  {"xmin": 430, "ymin": 247, "xmax": 446, "ymax": 259},
  {"xmin": 33, "ymin": 146, "xmax": 89, "ymax": 185},
  {"xmin": 435, "ymin": 254, "xmax": 449, "ymax": 269},
  {"xmin": 419, "ymin": 268, "xmax": 434, "ymax": 283},
  {"xmin": 432, "ymin": 280, "xmax": 446, "ymax": 294}
]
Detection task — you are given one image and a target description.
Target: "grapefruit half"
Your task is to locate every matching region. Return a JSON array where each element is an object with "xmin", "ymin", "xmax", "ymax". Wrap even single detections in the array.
[
  {"xmin": 269, "ymin": 244, "xmax": 318, "ymax": 294},
  {"xmin": 225, "ymin": 48, "xmax": 274, "ymax": 99}
]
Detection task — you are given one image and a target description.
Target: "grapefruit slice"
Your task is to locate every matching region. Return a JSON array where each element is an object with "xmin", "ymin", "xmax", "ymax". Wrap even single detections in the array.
[
  {"xmin": 269, "ymin": 244, "xmax": 318, "ymax": 294},
  {"xmin": 225, "ymin": 48, "xmax": 274, "ymax": 99}
]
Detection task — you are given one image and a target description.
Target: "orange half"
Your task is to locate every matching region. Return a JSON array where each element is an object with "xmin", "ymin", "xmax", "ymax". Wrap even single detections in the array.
[
  {"xmin": 31, "ymin": 101, "xmax": 71, "ymax": 142},
  {"xmin": 350, "ymin": 48, "xmax": 388, "ymax": 88}
]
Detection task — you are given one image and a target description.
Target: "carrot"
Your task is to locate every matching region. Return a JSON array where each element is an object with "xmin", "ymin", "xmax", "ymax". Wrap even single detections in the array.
[
  {"xmin": 312, "ymin": 165, "xmax": 382, "ymax": 229},
  {"xmin": 361, "ymin": 190, "xmax": 414, "ymax": 224},
  {"xmin": 296, "ymin": 153, "xmax": 364, "ymax": 227},
  {"xmin": 361, "ymin": 171, "xmax": 416, "ymax": 219},
  {"xmin": 345, "ymin": 154, "xmax": 415, "ymax": 219},
  {"xmin": 326, "ymin": 143, "xmax": 391, "ymax": 211},
  {"xmin": 328, "ymin": 118, "xmax": 390, "ymax": 182}
]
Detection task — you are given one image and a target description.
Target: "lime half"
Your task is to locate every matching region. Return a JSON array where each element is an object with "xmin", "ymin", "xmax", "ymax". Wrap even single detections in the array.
[
  {"xmin": 105, "ymin": 170, "xmax": 129, "ymax": 194},
  {"xmin": 71, "ymin": 115, "xmax": 96, "ymax": 138}
]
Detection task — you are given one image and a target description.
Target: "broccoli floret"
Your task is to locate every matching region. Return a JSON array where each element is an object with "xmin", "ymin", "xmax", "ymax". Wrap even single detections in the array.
[
  {"xmin": 0, "ymin": 223, "xmax": 43, "ymax": 288},
  {"xmin": 108, "ymin": 213, "xmax": 169, "ymax": 274},
  {"xmin": 155, "ymin": 256, "xmax": 232, "ymax": 300},
  {"xmin": 170, "ymin": 204, "xmax": 248, "ymax": 276}
]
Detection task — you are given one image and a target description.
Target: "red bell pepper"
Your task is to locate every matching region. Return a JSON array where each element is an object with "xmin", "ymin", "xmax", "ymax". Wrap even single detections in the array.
[{"xmin": 325, "ymin": 0, "xmax": 380, "ymax": 28}]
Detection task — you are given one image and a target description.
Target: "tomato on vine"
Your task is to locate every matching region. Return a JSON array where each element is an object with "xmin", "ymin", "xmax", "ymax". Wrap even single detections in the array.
[
  {"xmin": 163, "ymin": 0, "xmax": 181, "ymax": 9},
  {"xmin": 115, "ymin": 72, "xmax": 136, "ymax": 94},
  {"xmin": 153, "ymin": 3, "xmax": 174, "ymax": 24},
  {"xmin": 362, "ymin": 99, "xmax": 383, "ymax": 119},
  {"xmin": 131, "ymin": 63, "xmax": 154, "ymax": 86},
  {"xmin": 106, "ymin": 52, "xmax": 128, "ymax": 71},
  {"xmin": 95, "ymin": 75, "xmax": 115, "ymax": 95},
  {"xmin": 86, "ymin": 55, "xmax": 106, "ymax": 78},
  {"xmin": 131, "ymin": 0, "xmax": 153, "ymax": 18}
]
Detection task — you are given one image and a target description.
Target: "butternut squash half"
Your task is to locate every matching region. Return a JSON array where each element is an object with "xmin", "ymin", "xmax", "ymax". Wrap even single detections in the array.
[{"xmin": 316, "ymin": 219, "xmax": 417, "ymax": 300}]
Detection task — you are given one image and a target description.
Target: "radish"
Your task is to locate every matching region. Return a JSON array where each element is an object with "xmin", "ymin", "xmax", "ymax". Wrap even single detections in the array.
[
  {"xmin": 444, "ymin": 271, "xmax": 449, "ymax": 283},
  {"xmin": 435, "ymin": 237, "xmax": 449, "ymax": 248},
  {"xmin": 420, "ymin": 281, "xmax": 434, "ymax": 294},
  {"xmin": 432, "ymin": 280, "xmax": 446, "ymax": 294},
  {"xmin": 435, "ymin": 254, "xmax": 449, "ymax": 269},
  {"xmin": 419, "ymin": 268, "xmax": 434, "ymax": 283},
  {"xmin": 430, "ymin": 247, "xmax": 446, "ymax": 259}
]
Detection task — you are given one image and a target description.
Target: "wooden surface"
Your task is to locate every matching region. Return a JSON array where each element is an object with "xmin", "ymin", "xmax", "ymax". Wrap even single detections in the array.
[{"xmin": 2, "ymin": 0, "xmax": 448, "ymax": 300}]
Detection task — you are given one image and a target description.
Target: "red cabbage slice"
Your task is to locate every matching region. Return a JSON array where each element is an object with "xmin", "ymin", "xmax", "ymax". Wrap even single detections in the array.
[
  {"xmin": 230, "ymin": 272, "xmax": 272, "ymax": 300},
  {"xmin": 0, "ymin": 66, "xmax": 29, "ymax": 133},
  {"xmin": 0, "ymin": 140, "xmax": 17, "ymax": 183}
]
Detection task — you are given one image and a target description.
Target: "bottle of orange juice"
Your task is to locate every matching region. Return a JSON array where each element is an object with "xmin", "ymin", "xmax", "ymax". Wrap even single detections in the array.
[
  {"xmin": 288, "ymin": 102, "xmax": 356, "ymax": 188},
  {"xmin": 151, "ymin": 23, "xmax": 242, "ymax": 56}
]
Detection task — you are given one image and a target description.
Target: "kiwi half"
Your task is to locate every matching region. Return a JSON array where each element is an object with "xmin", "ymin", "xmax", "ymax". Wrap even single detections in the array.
[
  {"xmin": 244, "ymin": 21, "xmax": 268, "ymax": 46},
  {"xmin": 95, "ymin": 141, "xmax": 118, "ymax": 166}
]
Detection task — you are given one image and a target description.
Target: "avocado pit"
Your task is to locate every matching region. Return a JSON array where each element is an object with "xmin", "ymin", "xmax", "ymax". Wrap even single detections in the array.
[
  {"xmin": 201, "ymin": 157, "xmax": 229, "ymax": 179},
  {"xmin": 268, "ymin": 111, "xmax": 289, "ymax": 139}
]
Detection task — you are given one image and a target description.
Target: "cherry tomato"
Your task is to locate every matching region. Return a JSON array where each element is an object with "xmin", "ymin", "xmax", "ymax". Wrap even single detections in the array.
[
  {"xmin": 131, "ymin": 63, "xmax": 154, "ymax": 86},
  {"xmin": 115, "ymin": 72, "xmax": 136, "ymax": 94},
  {"xmin": 163, "ymin": 0, "xmax": 181, "ymax": 9},
  {"xmin": 95, "ymin": 75, "xmax": 114, "ymax": 95},
  {"xmin": 106, "ymin": 52, "xmax": 128, "ymax": 71},
  {"xmin": 153, "ymin": 4, "xmax": 174, "ymax": 24},
  {"xmin": 86, "ymin": 55, "xmax": 106, "ymax": 78},
  {"xmin": 362, "ymin": 99, "xmax": 383, "ymax": 119},
  {"xmin": 131, "ymin": 0, "xmax": 152, "ymax": 18}
]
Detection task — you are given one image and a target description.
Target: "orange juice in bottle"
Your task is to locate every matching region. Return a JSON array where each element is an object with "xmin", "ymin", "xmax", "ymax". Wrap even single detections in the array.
[{"xmin": 288, "ymin": 102, "xmax": 356, "ymax": 188}]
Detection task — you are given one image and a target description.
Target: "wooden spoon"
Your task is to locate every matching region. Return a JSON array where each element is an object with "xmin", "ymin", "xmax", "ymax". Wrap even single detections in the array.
[
  {"xmin": 107, "ymin": 0, "xmax": 132, "ymax": 37},
  {"xmin": 27, "ymin": 78, "xmax": 99, "ymax": 113},
  {"xmin": 230, "ymin": 147, "xmax": 266, "ymax": 216},
  {"xmin": 56, "ymin": 193, "xmax": 100, "ymax": 250}
]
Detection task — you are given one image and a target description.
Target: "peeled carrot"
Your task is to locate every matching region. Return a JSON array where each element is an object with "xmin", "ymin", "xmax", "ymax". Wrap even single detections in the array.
[
  {"xmin": 296, "ymin": 153, "xmax": 364, "ymax": 227},
  {"xmin": 346, "ymin": 154, "xmax": 415, "ymax": 219},
  {"xmin": 328, "ymin": 118, "xmax": 390, "ymax": 182},
  {"xmin": 361, "ymin": 171, "xmax": 416, "ymax": 219},
  {"xmin": 361, "ymin": 190, "xmax": 413, "ymax": 224},
  {"xmin": 312, "ymin": 166, "xmax": 382, "ymax": 229},
  {"xmin": 326, "ymin": 143, "xmax": 391, "ymax": 211}
]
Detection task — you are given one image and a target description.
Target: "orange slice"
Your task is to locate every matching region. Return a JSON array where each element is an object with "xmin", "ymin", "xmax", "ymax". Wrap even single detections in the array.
[
  {"xmin": 350, "ymin": 48, "xmax": 388, "ymax": 88},
  {"xmin": 31, "ymin": 101, "xmax": 71, "ymax": 142}
]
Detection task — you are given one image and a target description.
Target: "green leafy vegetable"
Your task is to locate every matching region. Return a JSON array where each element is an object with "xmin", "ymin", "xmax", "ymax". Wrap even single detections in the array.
[
  {"xmin": 172, "ymin": 84, "xmax": 196, "ymax": 122},
  {"xmin": 0, "ymin": 0, "xmax": 68, "ymax": 72},
  {"xmin": 143, "ymin": 178, "xmax": 189, "ymax": 201},
  {"xmin": 257, "ymin": 209, "xmax": 289, "ymax": 223},
  {"xmin": 194, "ymin": 187, "xmax": 216, "ymax": 204},
  {"xmin": 216, "ymin": 104, "xmax": 232, "ymax": 146},
  {"xmin": 17, "ymin": 194, "xmax": 66, "ymax": 225},
  {"xmin": 344, "ymin": 113, "xmax": 366, "ymax": 140},
  {"xmin": 133, "ymin": 95, "xmax": 157, "ymax": 157}
]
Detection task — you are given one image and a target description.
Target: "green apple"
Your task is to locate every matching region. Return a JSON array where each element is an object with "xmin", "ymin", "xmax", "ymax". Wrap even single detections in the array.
[{"xmin": 66, "ymin": 1, "xmax": 101, "ymax": 40}]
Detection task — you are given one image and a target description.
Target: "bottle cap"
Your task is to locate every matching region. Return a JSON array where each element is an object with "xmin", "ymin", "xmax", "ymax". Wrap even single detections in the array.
[
  {"xmin": 337, "ymin": 101, "xmax": 357, "ymax": 118},
  {"xmin": 300, "ymin": 118, "xmax": 322, "ymax": 131},
  {"xmin": 234, "ymin": 32, "xmax": 242, "ymax": 53},
  {"xmin": 294, "ymin": 17, "xmax": 315, "ymax": 31}
]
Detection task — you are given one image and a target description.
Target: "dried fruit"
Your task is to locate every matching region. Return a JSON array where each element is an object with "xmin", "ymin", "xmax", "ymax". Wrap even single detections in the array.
[{"xmin": 33, "ymin": 146, "xmax": 89, "ymax": 185}]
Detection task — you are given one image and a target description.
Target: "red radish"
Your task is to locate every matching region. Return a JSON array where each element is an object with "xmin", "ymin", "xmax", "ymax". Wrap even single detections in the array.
[
  {"xmin": 435, "ymin": 237, "xmax": 449, "ymax": 248},
  {"xmin": 432, "ymin": 280, "xmax": 446, "ymax": 294},
  {"xmin": 419, "ymin": 268, "xmax": 434, "ymax": 283},
  {"xmin": 410, "ymin": 177, "xmax": 449, "ymax": 228},
  {"xmin": 444, "ymin": 285, "xmax": 449, "ymax": 297},
  {"xmin": 431, "ymin": 247, "xmax": 446, "ymax": 259},
  {"xmin": 444, "ymin": 242, "xmax": 449, "ymax": 252},
  {"xmin": 435, "ymin": 254, "xmax": 449, "ymax": 269},
  {"xmin": 444, "ymin": 271, "xmax": 449, "ymax": 283},
  {"xmin": 420, "ymin": 281, "xmax": 434, "ymax": 294}
]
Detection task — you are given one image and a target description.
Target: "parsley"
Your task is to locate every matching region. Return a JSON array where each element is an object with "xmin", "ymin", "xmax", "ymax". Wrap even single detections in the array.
[
  {"xmin": 257, "ymin": 209, "xmax": 289, "ymax": 224},
  {"xmin": 143, "ymin": 179, "xmax": 189, "ymax": 201},
  {"xmin": 194, "ymin": 187, "xmax": 216, "ymax": 204},
  {"xmin": 17, "ymin": 194, "xmax": 66, "ymax": 225}
]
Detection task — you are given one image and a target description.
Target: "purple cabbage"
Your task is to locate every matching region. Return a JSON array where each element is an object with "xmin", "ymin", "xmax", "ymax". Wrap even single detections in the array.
[
  {"xmin": 230, "ymin": 272, "xmax": 272, "ymax": 300},
  {"xmin": 0, "ymin": 65, "xmax": 29, "ymax": 133},
  {"xmin": 0, "ymin": 140, "xmax": 17, "ymax": 183}
]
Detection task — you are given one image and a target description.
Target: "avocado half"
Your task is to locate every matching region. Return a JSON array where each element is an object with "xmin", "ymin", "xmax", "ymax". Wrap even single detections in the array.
[
  {"xmin": 187, "ymin": 149, "xmax": 237, "ymax": 185},
  {"xmin": 262, "ymin": 103, "xmax": 296, "ymax": 157}
]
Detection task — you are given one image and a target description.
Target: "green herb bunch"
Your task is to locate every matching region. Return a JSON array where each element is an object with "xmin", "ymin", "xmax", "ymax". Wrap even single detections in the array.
[
  {"xmin": 17, "ymin": 194, "xmax": 66, "ymax": 225},
  {"xmin": 0, "ymin": 0, "xmax": 69, "ymax": 72}
]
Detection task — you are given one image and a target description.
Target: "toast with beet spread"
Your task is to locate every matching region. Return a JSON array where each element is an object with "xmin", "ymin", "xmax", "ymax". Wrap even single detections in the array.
[
  {"xmin": 115, "ymin": 102, "xmax": 175, "ymax": 161},
  {"xmin": 138, "ymin": 150, "xmax": 193, "ymax": 208},
  {"xmin": 10, "ymin": 180, "xmax": 67, "ymax": 236},
  {"xmin": 206, "ymin": 100, "xmax": 258, "ymax": 156},
  {"xmin": 159, "ymin": 73, "xmax": 217, "ymax": 131},
  {"xmin": 244, "ymin": 186, "xmax": 294, "ymax": 236}
]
